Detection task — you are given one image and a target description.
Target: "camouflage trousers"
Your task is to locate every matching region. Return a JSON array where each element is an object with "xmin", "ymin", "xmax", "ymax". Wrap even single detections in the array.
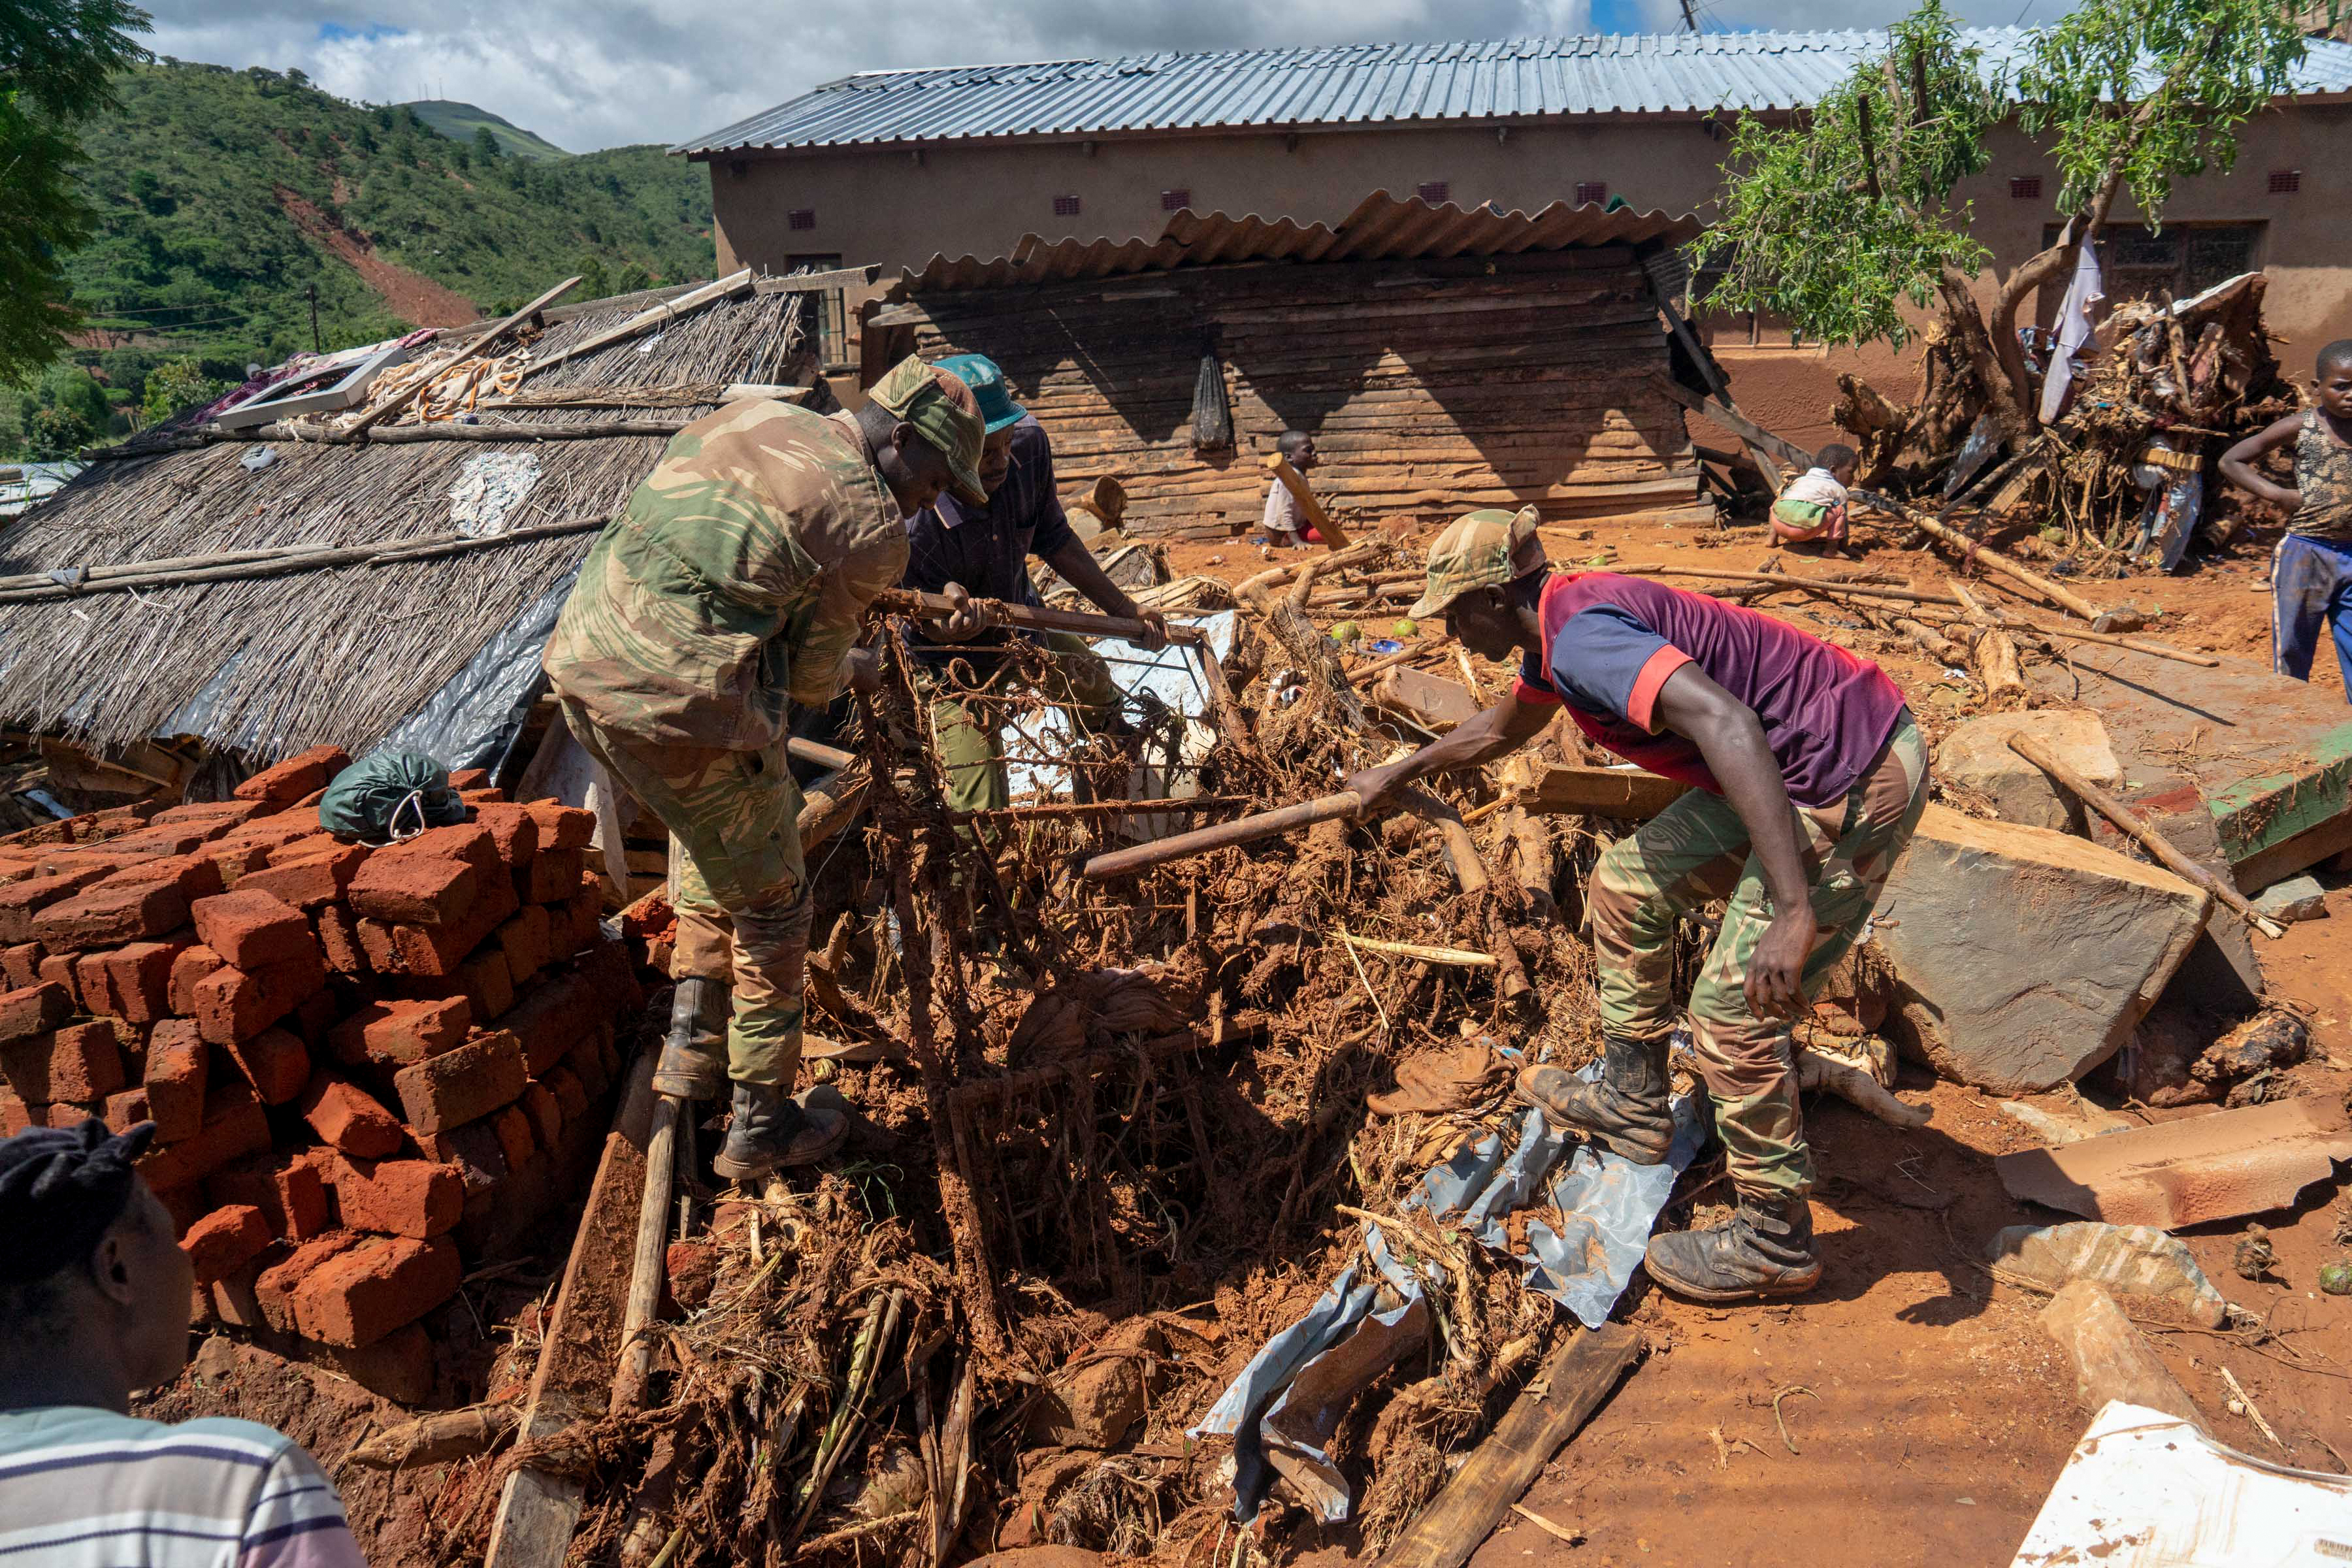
[
  {"xmin": 926, "ymin": 632, "xmax": 1119, "ymax": 817},
  {"xmin": 1587, "ymin": 713, "xmax": 1929, "ymax": 1200},
  {"xmin": 562, "ymin": 704, "xmax": 812, "ymax": 1088}
]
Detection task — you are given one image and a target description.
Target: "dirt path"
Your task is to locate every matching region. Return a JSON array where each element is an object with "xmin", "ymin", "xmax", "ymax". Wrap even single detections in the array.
[{"xmin": 276, "ymin": 188, "xmax": 482, "ymax": 330}]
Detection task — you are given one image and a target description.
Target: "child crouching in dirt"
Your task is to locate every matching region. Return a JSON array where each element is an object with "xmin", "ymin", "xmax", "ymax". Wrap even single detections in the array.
[
  {"xmin": 1771, "ymin": 443, "xmax": 1859, "ymax": 553},
  {"xmin": 2220, "ymin": 340, "xmax": 2352, "ymax": 700}
]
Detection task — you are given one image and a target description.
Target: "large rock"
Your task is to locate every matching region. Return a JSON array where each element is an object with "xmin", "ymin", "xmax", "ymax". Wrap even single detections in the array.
[
  {"xmin": 1936, "ymin": 710, "xmax": 2121, "ymax": 832},
  {"xmin": 1869, "ymin": 806, "xmax": 2212, "ymax": 1093}
]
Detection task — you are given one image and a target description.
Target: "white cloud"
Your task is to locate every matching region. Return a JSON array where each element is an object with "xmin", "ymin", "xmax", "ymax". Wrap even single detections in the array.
[{"xmin": 138, "ymin": 0, "xmax": 2067, "ymax": 152}]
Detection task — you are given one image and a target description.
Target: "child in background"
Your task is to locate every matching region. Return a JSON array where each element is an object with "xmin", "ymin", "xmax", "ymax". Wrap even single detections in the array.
[
  {"xmin": 1256, "ymin": 429, "xmax": 1322, "ymax": 549},
  {"xmin": 2220, "ymin": 340, "xmax": 2352, "ymax": 700},
  {"xmin": 1771, "ymin": 443, "xmax": 1859, "ymax": 553}
]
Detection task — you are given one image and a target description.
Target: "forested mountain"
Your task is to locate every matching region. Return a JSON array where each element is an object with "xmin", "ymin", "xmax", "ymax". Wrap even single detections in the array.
[
  {"xmin": 3, "ymin": 59, "xmax": 716, "ymax": 458},
  {"xmin": 403, "ymin": 99, "xmax": 571, "ymax": 161}
]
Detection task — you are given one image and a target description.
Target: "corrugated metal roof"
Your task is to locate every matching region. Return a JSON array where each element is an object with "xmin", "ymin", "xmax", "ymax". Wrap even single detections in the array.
[
  {"xmin": 902, "ymin": 189, "xmax": 1701, "ymax": 291},
  {"xmin": 679, "ymin": 29, "xmax": 2352, "ymax": 154}
]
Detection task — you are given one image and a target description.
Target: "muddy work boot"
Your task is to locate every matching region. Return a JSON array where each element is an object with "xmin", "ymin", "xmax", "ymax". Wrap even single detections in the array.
[
  {"xmin": 651, "ymin": 977, "xmax": 731, "ymax": 1101},
  {"xmin": 1514, "ymin": 1034, "xmax": 1673, "ymax": 1164},
  {"xmin": 1644, "ymin": 1193, "xmax": 1821, "ymax": 1303},
  {"xmin": 711, "ymin": 1081, "xmax": 847, "ymax": 1182}
]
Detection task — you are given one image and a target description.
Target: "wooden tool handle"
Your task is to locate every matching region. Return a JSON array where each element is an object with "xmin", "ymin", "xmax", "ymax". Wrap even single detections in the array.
[
  {"xmin": 1261, "ymin": 453, "xmax": 1353, "ymax": 550},
  {"xmin": 871, "ymin": 587, "xmax": 1203, "ymax": 646},
  {"xmin": 1082, "ymin": 791, "xmax": 1362, "ymax": 879}
]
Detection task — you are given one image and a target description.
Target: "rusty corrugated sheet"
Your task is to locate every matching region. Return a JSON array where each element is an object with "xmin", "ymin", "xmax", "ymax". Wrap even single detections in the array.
[{"xmin": 904, "ymin": 190, "xmax": 1700, "ymax": 293}]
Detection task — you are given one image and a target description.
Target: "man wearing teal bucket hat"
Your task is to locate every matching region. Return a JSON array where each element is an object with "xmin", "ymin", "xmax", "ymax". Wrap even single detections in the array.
[{"xmin": 902, "ymin": 352, "xmax": 1168, "ymax": 819}]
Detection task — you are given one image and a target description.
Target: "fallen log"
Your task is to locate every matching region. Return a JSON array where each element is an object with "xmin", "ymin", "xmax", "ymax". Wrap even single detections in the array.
[
  {"xmin": 1850, "ymin": 495, "xmax": 2110, "ymax": 621},
  {"xmin": 2006, "ymin": 732, "xmax": 2285, "ymax": 939},
  {"xmin": 1373, "ymin": 1323, "xmax": 1641, "ymax": 1568},
  {"xmin": 346, "ymin": 1401, "xmax": 519, "ymax": 1469}
]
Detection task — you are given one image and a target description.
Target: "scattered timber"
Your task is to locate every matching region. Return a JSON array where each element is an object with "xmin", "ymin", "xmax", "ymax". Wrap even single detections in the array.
[{"xmin": 348, "ymin": 274, "xmax": 582, "ymax": 436}]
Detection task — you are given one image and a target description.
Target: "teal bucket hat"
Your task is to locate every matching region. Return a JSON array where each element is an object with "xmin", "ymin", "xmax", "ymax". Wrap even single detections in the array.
[{"xmin": 934, "ymin": 353, "xmax": 1026, "ymax": 434}]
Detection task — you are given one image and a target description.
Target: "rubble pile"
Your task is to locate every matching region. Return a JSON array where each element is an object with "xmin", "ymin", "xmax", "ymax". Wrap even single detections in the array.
[{"xmin": 0, "ymin": 745, "xmax": 642, "ymax": 1402}]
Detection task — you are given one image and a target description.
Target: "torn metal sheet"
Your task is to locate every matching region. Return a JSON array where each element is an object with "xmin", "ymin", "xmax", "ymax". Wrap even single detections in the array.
[
  {"xmin": 1408, "ymin": 1062, "xmax": 1707, "ymax": 1329},
  {"xmin": 1003, "ymin": 610, "xmax": 1236, "ymax": 828},
  {"xmin": 1995, "ymin": 1096, "xmax": 2352, "ymax": 1230},
  {"xmin": 2010, "ymin": 1401, "xmax": 2352, "ymax": 1567},
  {"xmin": 1260, "ymin": 1292, "xmax": 1432, "ymax": 1522}
]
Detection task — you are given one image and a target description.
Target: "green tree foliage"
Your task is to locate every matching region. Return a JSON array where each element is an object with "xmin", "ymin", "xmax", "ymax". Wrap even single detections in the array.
[
  {"xmin": 1693, "ymin": 0, "xmax": 2316, "ymax": 432},
  {"xmin": 27, "ymin": 404, "xmax": 93, "ymax": 459},
  {"xmin": 472, "ymin": 123, "xmax": 501, "ymax": 163},
  {"xmin": 139, "ymin": 354, "xmax": 221, "ymax": 425},
  {"xmin": 0, "ymin": 0, "xmax": 152, "ymax": 383}
]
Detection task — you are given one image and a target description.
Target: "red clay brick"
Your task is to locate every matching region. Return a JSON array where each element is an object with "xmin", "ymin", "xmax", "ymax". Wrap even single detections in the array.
[
  {"xmin": 523, "ymin": 801, "xmax": 596, "ymax": 851},
  {"xmin": 297, "ymin": 1071, "xmax": 404, "ymax": 1158},
  {"xmin": 142, "ymin": 1020, "xmax": 208, "ymax": 1142},
  {"xmin": 544, "ymin": 1064, "xmax": 589, "ymax": 1127},
  {"xmin": 290, "ymin": 987, "xmax": 340, "ymax": 1046},
  {"xmin": 103, "ymin": 1085, "xmax": 154, "ymax": 1135},
  {"xmin": 0, "ymin": 981, "xmax": 71, "ymax": 1043},
  {"xmin": 34, "ymin": 953, "xmax": 78, "ymax": 1007},
  {"xmin": 223, "ymin": 1025, "xmax": 310, "ymax": 1105},
  {"xmin": 238, "ymin": 847, "xmax": 367, "ymax": 909},
  {"xmin": 349, "ymin": 855, "xmax": 475, "ymax": 927},
  {"xmin": 495, "ymin": 904, "xmax": 551, "ymax": 988},
  {"xmin": 355, "ymin": 917, "xmax": 402, "ymax": 973},
  {"xmin": 73, "ymin": 952, "xmax": 120, "ymax": 1017},
  {"xmin": 391, "ymin": 1028, "xmax": 527, "ymax": 1135},
  {"xmin": 328, "ymin": 996, "xmax": 471, "ymax": 1069},
  {"xmin": 204, "ymin": 839, "xmax": 277, "ymax": 889},
  {"xmin": 519, "ymin": 1081, "xmax": 561, "ymax": 1150},
  {"xmin": 193, "ymin": 946, "xmax": 325, "ymax": 1044},
  {"xmin": 0, "ymin": 866, "xmax": 120, "ymax": 941},
  {"xmin": 521, "ymin": 847, "xmax": 587, "ymax": 906},
  {"xmin": 233, "ymin": 745, "xmax": 353, "ymax": 804},
  {"xmin": 1, "ymin": 1019, "xmax": 126, "ymax": 1103},
  {"xmin": 0, "ymin": 943, "xmax": 39, "ymax": 989},
  {"xmin": 565, "ymin": 883, "xmax": 606, "ymax": 958},
  {"xmin": 208, "ymin": 1152, "xmax": 330, "ymax": 1241},
  {"xmin": 448, "ymin": 769, "xmax": 492, "ymax": 791},
  {"xmin": 315, "ymin": 903, "xmax": 368, "ymax": 976},
  {"xmin": 213, "ymin": 819, "xmax": 323, "ymax": 859},
  {"xmin": 167, "ymin": 945, "xmax": 225, "ymax": 1014},
  {"xmin": 97, "ymin": 852, "xmax": 225, "ymax": 903},
  {"xmin": 290, "ymin": 1235, "xmax": 461, "ymax": 1348},
  {"xmin": 414, "ymin": 1119, "xmax": 509, "ymax": 1199},
  {"xmin": 99, "ymin": 941, "xmax": 182, "ymax": 1025},
  {"xmin": 265, "ymin": 833, "xmax": 346, "ymax": 866},
  {"xmin": 384, "ymin": 823, "xmax": 500, "ymax": 877},
  {"xmin": 470, "ymin": 804, "xmax": 540, "ymax": 868},
  {"xmin": 153, "ymin": 800, "xmax": 269, "ymax": 832},
  {"xmin": 490, "ymin": 1103, "xmax": 536, "ymax": 1171},
  {"xmin": 501, "ymin": 973, "xmax": 600, "ymax": 1077},
  {"xmin": 564, "ymin": 1033, "xmax": 611, "ymax": 1102},
  {"xmin": 386, "ymin": 867, "xmax": 521, "ymax": 979},
  {"xmin": 33, "ymin": 879, "xmax": 188, "ymax": 950},
  {"xmin": 255, "ymin": 1232, "xmax": 364, "ymax": 1335},
  {"xmin": 189, "ymin": 889, "xmax": 314, "ymax": 970},
  {"xmin": 182, "ymin": 1203, "xmax": 272, "ymax": 1286},
  {"xmin": 333, "ymin": 1156, "xmax": 463, "ymax": 1239},
  {"xmin": 96, "ymin": 828, "xmax": 212, "ymax": 860},
  {"xmin": 1, "ymin": 1088, "xmax": 30, "ymax": 1137},
  {"xmin": 137, "ymin": 1081, "xmax": 270, "ymax": 1191},
  {"xmin": 399, "ymin": 949, "xmax": 513, "ymax": 1024}
]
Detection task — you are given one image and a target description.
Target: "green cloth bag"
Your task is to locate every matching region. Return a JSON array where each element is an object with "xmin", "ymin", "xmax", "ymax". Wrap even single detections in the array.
[{"xmin": 316, "ymin": 748, "xmax": 469, "ymax": 841}]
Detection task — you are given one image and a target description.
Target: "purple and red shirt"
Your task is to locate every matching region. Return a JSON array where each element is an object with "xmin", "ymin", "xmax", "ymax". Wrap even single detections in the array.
[{"xmin": 1512, "ymin": 572, "xmax": 1908, "ymax": 809}]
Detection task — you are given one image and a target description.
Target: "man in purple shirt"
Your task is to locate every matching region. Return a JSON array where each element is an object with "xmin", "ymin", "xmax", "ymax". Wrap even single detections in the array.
[{"xmin": 1349, "ymin": 508, "xmax": 1929, "ymax": 1302}]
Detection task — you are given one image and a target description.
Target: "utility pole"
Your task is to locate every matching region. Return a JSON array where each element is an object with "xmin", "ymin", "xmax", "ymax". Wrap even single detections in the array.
[
  {"xmin": 1677, "ymin": 0, "xmax": 1699, "ymax": 30},
  {"xmin": 307, "ymin": 283, "xmax": 321, "ymax": 353}
]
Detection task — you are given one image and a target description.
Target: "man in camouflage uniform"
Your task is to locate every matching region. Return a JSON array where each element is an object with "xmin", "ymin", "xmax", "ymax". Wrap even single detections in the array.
[
  {"xmin": 1347, "ymin": 509, "xmax": 1927, "ymax": 1301},
  {"xmin": 545, "ymin": 357, "xmax": 988, "ymax": 1179}
]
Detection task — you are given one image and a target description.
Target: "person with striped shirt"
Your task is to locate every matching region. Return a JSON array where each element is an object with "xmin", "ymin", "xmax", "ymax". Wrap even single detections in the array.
[{"xmin": 0, "ymin": 1120, "xmax": 365, "ymax": 1566}]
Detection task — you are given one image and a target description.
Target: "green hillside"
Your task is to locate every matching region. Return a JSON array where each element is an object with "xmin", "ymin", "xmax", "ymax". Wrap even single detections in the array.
[
  {"xmin": 403, "ymin": 99, "xmax": 571, "ymax": 161},
  {"xmin": 1, "ymin": 59, "xmax": 716, "ymax": 458}
]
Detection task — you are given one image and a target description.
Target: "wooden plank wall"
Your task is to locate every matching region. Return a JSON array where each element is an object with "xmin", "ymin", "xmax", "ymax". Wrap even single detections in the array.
[{"xmin": 886, "ymin": 247, "xmax": 1701, "ymax": 539}]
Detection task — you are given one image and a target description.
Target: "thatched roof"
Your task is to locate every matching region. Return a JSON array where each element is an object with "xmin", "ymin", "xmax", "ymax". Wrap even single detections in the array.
[{"xmin": 0, "ymin": 287, "xmax": 810, "ymax": 767}]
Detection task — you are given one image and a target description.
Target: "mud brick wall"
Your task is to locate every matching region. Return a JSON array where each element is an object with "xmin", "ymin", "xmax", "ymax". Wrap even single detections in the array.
[{"xmin": 0, "ymin": 749, "xmax": 644, "ymax": 1405}]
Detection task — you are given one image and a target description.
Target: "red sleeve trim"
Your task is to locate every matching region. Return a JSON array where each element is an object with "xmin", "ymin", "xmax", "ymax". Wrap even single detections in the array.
[
  {"xmin": 1511, "ymin": 676, "xmax": 1563, "ymax": 708},
  {"xmin": 1625, "ymin": 645, "xmax": 1692, "ymax": 732}
]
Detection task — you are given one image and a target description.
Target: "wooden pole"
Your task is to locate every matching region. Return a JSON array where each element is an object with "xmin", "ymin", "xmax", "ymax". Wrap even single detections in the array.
[
  {"xmin": 1850, "ymin": 495, "xmax": 2110, "ymax": 621},
  {"xmin": 1373, "ymin": 1324, "xmax": 1641, "ymax": 1568},
  {"xmin": 1648, "ymin": 374, "xmax": 1814, "ymax": 471},
  {"xmin": 610, "ymin": 1094, "xmax": 679, "ymax": 1412},
  {"xmin": 870, "ymin": 587, "xmax": 1205, "ymax": 647},
  {"xmin": 1082, "ymin": 789, "xmax": 1361, "ymax": 879},
  {"xmin": 1262, "ymin": 452, "xmax": 1354, "ymax": 550},
  {"xmin": 2006, "ymin": 732, "xmax": 2283, "ymax": 939},
  {"xmin": 519, "ymin": 268, "xmax": 755, "ymax": 381}
]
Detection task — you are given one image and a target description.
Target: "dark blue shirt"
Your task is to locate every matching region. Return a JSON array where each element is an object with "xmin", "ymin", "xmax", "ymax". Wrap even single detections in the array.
[{"xmin": 901, "ymin": 415, "xmax": 1077, "ymax": 669}]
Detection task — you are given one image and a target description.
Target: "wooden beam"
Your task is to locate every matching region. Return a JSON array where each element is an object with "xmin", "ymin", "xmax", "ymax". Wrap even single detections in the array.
[
  {"xmin": 610, "ymin": 1094, "xmax": 679, "ymax": 1411},
  {"xmin": 1648, "ymin": 373, "xmax": 1813, "ymax": 472},
  {"xmin": 870, "ymin": 587, "xmax": 1206, "ymax": 647},
  {"xmin": 1373, "ymin": 1324, "xmax": 1641, "ymax": 1568},
  {"xmin": 519, "ymin": 269, "xmax": 754, "ymax": 382},
  {"xmin": 1509, "ymin": 764, "xmax": 1691, "ymax": 821},
  {"xmin": 483, "ymin": 1051, "xmax": 657, "ymax": 1568},
  {"xmin": 1261, "ymin": 452, "xmax": 1354, "ymax": 550},
  {"xmin": 754, "ymin": 264, "xmax": 883, "ymax": 295},
  {"xmin": 347, "ymin": 275, "xmax": 581, "ymax": 436}
]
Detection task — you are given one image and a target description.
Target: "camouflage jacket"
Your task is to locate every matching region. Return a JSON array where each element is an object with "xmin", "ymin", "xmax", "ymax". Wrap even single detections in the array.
[{"xmin": 544, "ymin": 399, "xmax": 907, "ymax": 750}]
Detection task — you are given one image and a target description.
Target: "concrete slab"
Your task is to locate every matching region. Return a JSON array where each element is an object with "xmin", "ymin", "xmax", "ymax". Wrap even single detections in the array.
[
  {"xmin": 1937, "ymin": 709, "xmax": 2121, "ymax": 832},
  {"xmin": 1994, "ymin": 1096, "xmax": 2352, "ymax": 1229},
  {"xmin": 2032, "ymin": 646, "xmax": 2352, "ymax": 890}
]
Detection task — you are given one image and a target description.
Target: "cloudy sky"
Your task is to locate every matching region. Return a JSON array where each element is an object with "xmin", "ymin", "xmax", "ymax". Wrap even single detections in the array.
[{"xmin": 141, "ymin": 0, "xmax": 2064, "ymax": 152}]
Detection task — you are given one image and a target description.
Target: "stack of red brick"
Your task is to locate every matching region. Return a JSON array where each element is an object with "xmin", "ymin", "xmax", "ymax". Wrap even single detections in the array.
[{"xmin": 0, "ymin": 745, "xmax": 644, "ymax": 1401}]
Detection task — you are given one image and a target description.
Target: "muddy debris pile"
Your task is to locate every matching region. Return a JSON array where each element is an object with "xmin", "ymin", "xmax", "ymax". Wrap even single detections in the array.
[{"xmin": 0, "ymin": 745, "xmax": 640, "ymax": 1402}]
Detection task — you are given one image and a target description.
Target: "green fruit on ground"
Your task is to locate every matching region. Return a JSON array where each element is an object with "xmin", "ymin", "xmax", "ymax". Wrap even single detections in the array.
[
  {"xmin": 1330, "ymin": 621, "xmax": 1362, "ymax": 644},
  {"xmin": 1393, "ymin": 619, "xmax": 1419, "ymax": 638},
  {"xmin": 2321, "ymin": 1261, "xmax": 2352, "ymax": 1296}
]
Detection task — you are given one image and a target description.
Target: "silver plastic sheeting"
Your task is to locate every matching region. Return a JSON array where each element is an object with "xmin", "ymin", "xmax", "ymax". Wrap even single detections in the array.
[{"xmin": 1409, "ymin": 1062, "xmax": 1706, "ymax": 1329}]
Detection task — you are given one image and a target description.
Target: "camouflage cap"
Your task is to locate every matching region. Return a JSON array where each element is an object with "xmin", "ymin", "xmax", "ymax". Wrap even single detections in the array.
[
  {"xmin": 1406, "ymin": 506, "xmax": 1547, "ymax": 621},
  {"xmin": 870, "ymin": 355, "xmax": 989, "ymax": 506}
]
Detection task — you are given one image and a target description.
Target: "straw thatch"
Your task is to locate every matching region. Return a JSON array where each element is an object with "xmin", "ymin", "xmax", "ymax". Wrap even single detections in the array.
[{"xmin": 0, "ymin": 287, "xmax": 810, "ymax": 765}]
